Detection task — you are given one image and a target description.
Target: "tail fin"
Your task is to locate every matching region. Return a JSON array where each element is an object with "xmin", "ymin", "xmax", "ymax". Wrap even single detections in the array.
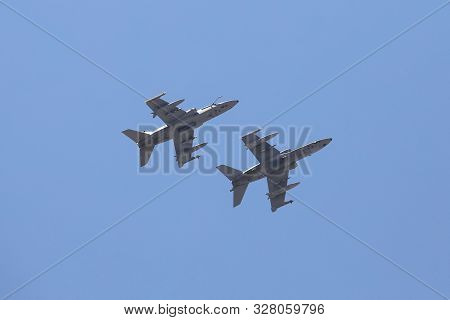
[{"xmin": 216, "ymin": 165, "xmax": 242, "ymax": 181}]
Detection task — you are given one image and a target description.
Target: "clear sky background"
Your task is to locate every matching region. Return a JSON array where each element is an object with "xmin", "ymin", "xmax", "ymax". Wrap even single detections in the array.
[{"xmin": 1, "ymin": 0, "xmax": 449, "ymax": 299}]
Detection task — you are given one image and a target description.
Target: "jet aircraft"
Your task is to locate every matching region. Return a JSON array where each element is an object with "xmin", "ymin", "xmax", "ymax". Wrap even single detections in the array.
[
  {"xmin": 217, "ymin": 129, "xmax": 332, "ymax": 212},
  {"xmin": 123, "ymin": 92, "xmax": 239, "ymax": 167}
]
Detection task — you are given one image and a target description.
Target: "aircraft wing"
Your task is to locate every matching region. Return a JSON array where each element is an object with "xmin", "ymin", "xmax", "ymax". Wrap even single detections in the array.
[
  {"xmin": 173, "ymin": 127, "xmax": 195, "ymax": 167},
  {"xmin": 242, "ymin": 131, "xmax": 280, "ymax": 164},
  {"xmin": 145, "ymin": 92, "xmax": 186, "ymax": 125},
  {"xmin": 266, "ymin": 169, "xmax": 289, "ymax": 212}
]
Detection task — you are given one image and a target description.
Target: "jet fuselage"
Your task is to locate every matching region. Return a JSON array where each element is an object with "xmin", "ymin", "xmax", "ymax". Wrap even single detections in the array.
[
  {"xmin": 232, "ymin": 138, "xmax": 332, "ymax": 187},
  {"xmin": 141, "ymin": 100, "xmax": 238, "ymax": 148}
]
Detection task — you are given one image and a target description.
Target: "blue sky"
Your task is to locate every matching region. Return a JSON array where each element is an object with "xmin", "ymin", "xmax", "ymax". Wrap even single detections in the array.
[{"xmin": 1, "ymin": 0, "xmax": 449, "ymax": 299}]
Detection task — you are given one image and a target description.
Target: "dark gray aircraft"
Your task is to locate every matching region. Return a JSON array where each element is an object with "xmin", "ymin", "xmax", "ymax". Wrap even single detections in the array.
[
  {"xmin": 123, "ymin": 92, "xmax": 238, "ymax": 167},
  {"xmin": 217, "ymin": 129, "xmax": 332, "ymax": 212}
]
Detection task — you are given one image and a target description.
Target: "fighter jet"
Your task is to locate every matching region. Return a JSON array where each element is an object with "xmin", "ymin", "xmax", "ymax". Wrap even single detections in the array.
[
  {"xmin": 122, "ymin": 92, "xmax": 239, "ymax": 167},
  {"xmin": 216, "ymin": 129, "xmax": 332, "ymax": 212}
]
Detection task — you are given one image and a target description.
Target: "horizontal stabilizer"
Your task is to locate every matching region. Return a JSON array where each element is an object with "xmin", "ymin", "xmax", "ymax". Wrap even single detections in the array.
[
  {"xmin": 139, "ymin": 146, "xmax": 154, "ymax": 167},
  {"xmin": 122, "ymin": 129, "xmax": 141, "ymax": 143},
  {"xmin": 216, "ymin": 165, "xmax": 242, "ymax": 181},
  {"xmin": 233, "ymin": 183, "xmax": 249, "ymax": 207},
  {"xmin": 122, "ymin": 129, "xmax": 150, "ymax": 144},
  {"xmin": 123, "ymin": 130, "xmax": 154, "ymax": 167}
]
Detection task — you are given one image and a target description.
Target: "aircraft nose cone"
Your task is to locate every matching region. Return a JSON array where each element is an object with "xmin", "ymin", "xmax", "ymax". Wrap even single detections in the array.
[
  {"xmin": 321, "ymin": 138, "xmax": 332, "ymax": 147},
  {"xmin": 228, "ymin": 100, "xmax": 239, "ymax": 108},
  {"xmin": 217, "ymin": 100, "xmax": 239, "ymax": 110},
  {"xmin": 217, "ymin": 100, "xmax": 239, "ymax": 111}
]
